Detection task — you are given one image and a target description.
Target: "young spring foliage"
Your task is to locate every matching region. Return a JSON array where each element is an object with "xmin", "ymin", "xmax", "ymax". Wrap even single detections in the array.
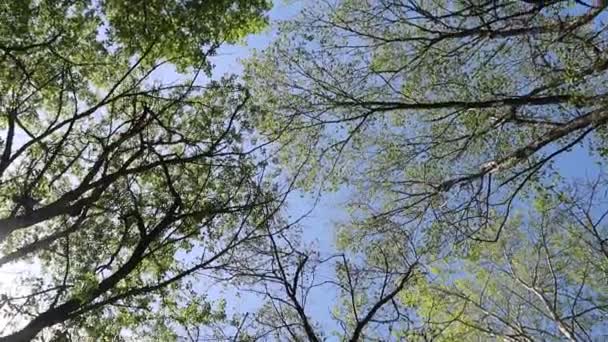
[{"xmin": 239, "ymin": 0, "xmax": 608, "ymax": 340}]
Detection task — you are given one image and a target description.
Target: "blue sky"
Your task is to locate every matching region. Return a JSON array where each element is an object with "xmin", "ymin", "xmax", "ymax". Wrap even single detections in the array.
[{"xmin": 208, "ymin": 1, "xmax": 301, "ymax": 77}]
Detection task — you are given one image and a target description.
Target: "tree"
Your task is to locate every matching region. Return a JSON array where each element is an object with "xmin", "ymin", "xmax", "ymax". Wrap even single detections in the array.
[
  {"xmin": 241, "ymin": 0, "xmax": 608, "ymax": 340},
  {"xmin": 0, "ymin": 1, "xmax": 275, "ymax": 340},
  {"xmin": 5, "ymin": 0, "xmax": 608, "ymax": 340},
  {"xmin": 245, "ymin": 0, "xmax": 608, "ymax": 242},
  {"xmin": 211, "ymin": 215, "xmax": 421, "ymax": 341},
  {"xmin": 208, "ymin": 176, "xmax": 608, "ymax": 341},
  {"xmin": 402, "ymin": 177, "xmax": 608, "ymax": 341}
]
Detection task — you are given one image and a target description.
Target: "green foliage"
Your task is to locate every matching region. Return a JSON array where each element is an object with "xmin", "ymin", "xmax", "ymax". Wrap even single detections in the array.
[
  {"xmin": 0, "ymin": 1, "xmax": 272, "ymax": 340},
  {"xmin": 103, "ymin": 0, "xmax": 270, "ymax": 71},
  {"xmin": 241, "ymin": 0, "xmax": 608, "ymax": 340}
]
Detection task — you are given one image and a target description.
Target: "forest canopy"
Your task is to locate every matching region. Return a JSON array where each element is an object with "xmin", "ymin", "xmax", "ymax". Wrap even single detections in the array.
[{"xmin": 1, "ymin": 0, "xmax": 607, "ymax": 341}]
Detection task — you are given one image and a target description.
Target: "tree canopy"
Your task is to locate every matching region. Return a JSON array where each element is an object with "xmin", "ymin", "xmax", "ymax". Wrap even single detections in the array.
[
  {"xmin": 2, "ymin": 0, "xmax": 608, "ymax": 341},
  {"xmin": 0, "ymin": 1, "xmax": 274, "ymax": 341},
  {"xmin": 241, "ymin": 0, "xmax": 608, "ymax": 340}
]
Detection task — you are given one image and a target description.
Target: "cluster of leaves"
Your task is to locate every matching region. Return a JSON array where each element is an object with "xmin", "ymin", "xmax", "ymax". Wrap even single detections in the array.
[{"xmin": 0, "ymin": 1, "xmax": 276, "ymax": 341}]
